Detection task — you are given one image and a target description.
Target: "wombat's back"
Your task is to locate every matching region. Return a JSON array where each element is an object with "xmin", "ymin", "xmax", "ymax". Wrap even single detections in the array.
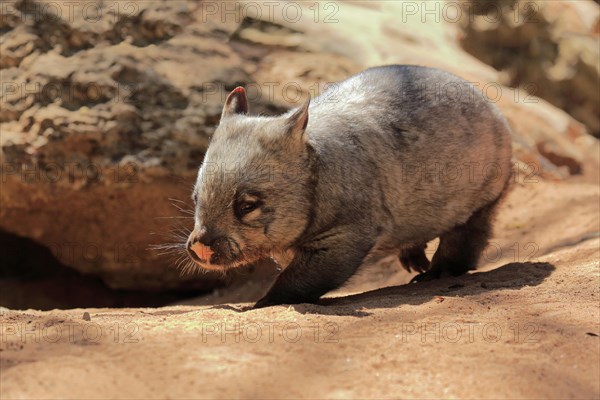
[{"xmin": 306, "ymin": 65, "xmax": 513, "ymax": 246}]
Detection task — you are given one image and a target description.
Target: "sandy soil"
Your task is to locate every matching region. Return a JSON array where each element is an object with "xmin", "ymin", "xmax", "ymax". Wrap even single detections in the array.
[{"xmin": 1, "ymin": 179, "xmax": 599, "ymax": 399}]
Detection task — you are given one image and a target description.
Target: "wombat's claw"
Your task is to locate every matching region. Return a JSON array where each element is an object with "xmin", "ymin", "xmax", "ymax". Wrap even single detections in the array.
[
  {"xmin": 410, "ymin": 270, "xmax": 440, "ymax": 283},
  {"xmin": 253, "ymin": 295, "xmax": 294, "ymax": 309},
  {"xmin": 254, "ymin": 294, "xmax": 310, "ymax": 309},
  {"xmin": 253, "ymin": 297, "xmax": 274, "ymax": 309}
]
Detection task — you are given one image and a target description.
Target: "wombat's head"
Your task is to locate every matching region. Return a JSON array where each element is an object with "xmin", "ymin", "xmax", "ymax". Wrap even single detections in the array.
[{"xmin": 186, "ymin": 87, "xmax": 313, "ymax": 271}]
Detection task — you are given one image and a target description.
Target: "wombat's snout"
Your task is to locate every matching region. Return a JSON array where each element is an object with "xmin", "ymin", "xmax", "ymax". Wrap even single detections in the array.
[{"xmin": 187, "ymin": 228, "xmax": 239, "ymax": 268}]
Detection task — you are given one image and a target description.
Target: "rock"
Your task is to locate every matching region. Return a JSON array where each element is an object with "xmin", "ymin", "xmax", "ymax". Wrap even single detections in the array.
[
  {"xmin": 459, "ymin": 0, "xmax": 600, "ymax": 137},
  {"xmin": 0, "ymin": 0, "xmax": 247, "ymax": 289}
]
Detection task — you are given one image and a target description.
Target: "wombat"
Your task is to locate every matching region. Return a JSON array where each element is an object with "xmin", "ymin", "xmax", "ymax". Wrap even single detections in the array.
[{"xmin": 186, "ymin": 65, "xmax": 513, "ymax": 308}]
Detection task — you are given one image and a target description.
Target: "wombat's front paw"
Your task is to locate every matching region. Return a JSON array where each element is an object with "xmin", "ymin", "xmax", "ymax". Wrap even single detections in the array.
[
  {"xmin": 253, "ymin": 293, "xmax": 313, "ymax": 309},
  {"xmin": 253, "ymin": 297, "xmax": 279, "ymax": 309},
  {"xmin": 253, "ymin": 295, "xmax": 296, "ymax": 309}
]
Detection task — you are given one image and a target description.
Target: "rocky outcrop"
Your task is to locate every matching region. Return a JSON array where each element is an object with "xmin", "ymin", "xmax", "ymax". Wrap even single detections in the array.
[
  {"xmin": 459, "ymin": 0, "xmax": 600, "ymax": 138},
  {"xmin": 1, "ymin": 0, "xmax": 598, "ymax": 290}
]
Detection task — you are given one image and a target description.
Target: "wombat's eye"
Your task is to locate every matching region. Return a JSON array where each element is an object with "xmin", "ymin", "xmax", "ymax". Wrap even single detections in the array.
[
  {"xmin": 237, "ymin": 201, "xmax": 259, "ymax": 216},
  {"xmin": 234, "ymin": 192, "xmax": 263, "ymax": 220}
]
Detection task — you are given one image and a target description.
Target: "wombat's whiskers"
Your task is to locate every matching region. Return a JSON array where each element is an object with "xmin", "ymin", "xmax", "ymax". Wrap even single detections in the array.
[{"xmin": 148, "ymin": 198, "xmax": 205, "ymax": 276}]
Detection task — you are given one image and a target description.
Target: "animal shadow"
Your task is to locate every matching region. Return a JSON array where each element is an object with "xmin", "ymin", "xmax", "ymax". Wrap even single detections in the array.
[
  {"xmin": 207, "ymin": 262, "xmax": 555, "ymax": 316},
  {"xmin": 295, "ymin": 261, "xmax": 556, "ymax": 315}
]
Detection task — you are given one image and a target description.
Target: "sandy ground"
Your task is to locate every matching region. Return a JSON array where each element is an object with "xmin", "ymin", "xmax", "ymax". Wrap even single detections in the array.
[{"xmin": 1, "ymin": 179, "xmax": 599, "ymax": 399}]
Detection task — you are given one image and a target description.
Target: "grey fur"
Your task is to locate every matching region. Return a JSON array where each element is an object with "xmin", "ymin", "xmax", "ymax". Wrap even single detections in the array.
[{"xmin": 187, "ymin": 65, "xmax": 513, "ymax": 307}]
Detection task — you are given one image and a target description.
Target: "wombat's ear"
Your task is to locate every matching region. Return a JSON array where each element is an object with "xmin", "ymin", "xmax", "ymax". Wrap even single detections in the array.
[
  {"xmin": 221, "ymin": 87, "xmax": 249, "ymax": 119},
  {"xmin": 286, "ymin": 97, "xmax": 310, "ymax": 141}
]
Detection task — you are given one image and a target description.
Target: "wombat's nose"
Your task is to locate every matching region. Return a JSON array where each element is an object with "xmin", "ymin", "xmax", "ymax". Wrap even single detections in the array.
[
  {"xmin": 187, "ymin": 227, "xmax": 218, "ymax": 262},
  {"xmin": 188, "ymin": 241, "xmax": 214, "ymax": 262},
  {"xmin": 192, "ymin": 228, "xmax": 217, "ymax": 247}
]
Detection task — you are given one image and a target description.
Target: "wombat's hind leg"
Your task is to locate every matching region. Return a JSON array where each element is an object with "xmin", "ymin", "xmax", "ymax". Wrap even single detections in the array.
[
  {"xmin": 399, "ymin": 244, "xmax": 430, "ymax": 273},
  {"xmin": 411, "ymin": 198, "xmax": 500, "ymax": 283}
]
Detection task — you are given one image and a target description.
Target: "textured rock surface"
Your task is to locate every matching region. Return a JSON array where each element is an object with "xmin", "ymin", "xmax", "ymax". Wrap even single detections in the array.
[
  {"xmin": 460, "ymin": 0, "xmax": 600, "ymax": 137},
  {"xmin": 1, "ymin": 0, "xmax": 598, "ymax": 290}
]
